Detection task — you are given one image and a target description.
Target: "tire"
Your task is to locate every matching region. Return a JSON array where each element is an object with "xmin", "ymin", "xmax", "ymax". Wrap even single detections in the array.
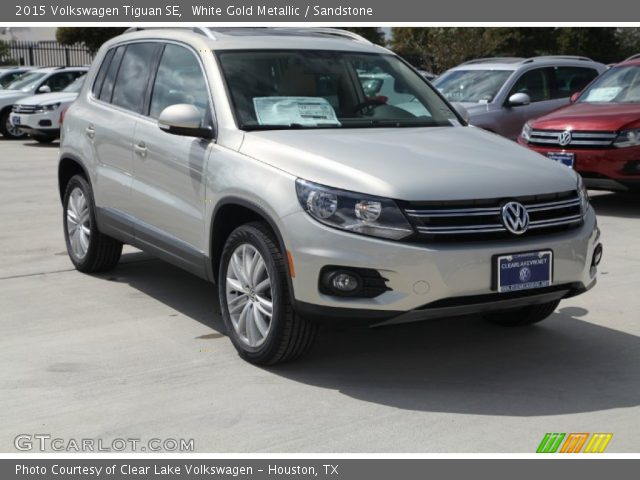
[
  {"xmin": 32, "ymin": 133, "xmax": 57, "ymax": 144},
  {"xmin": 0, "ymin": 108, "xmax": 28, "ymax": 139},
  {"xmin": 62, "ymin": 174, "xmax": 123, "ymax": 273},
  {"xmin": 483, "ymin": 299, "xmax": 561, "ymax": 326},
  {"xmin": 218, "ymin": 222, "xmax": 317, "ymax": 365}
]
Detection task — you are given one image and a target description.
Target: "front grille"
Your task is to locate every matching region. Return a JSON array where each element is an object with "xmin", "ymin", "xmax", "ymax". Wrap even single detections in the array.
[
  {"xmin": 529, "ymin": 129, "xmax": 617, "ymax": 148},
  {"xmin": 12, "ymin": 105, "xmax": 37, "ymax": 114},
  {"xmin": 404, "ymin": 190, "xmax": 583, "ymax": 242}
]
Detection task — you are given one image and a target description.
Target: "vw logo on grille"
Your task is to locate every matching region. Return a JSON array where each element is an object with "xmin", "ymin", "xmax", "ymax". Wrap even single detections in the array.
[
  {"xmin": 558, "ymin": 130, "xmax": 572, "ymax": 146},
  {"xmin": 501, "ymin": 201, "xmax": 530, "ymax": 235}
]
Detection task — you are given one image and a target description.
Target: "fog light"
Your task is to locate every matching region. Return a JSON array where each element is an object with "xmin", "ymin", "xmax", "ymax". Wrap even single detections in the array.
[
  {"xmin": 329, "ymin": 271, "xmax": 360, "ymax": 293},
  {"xmin": 592, "ymin": 243, "xmax": 603, "ymax": 267}
]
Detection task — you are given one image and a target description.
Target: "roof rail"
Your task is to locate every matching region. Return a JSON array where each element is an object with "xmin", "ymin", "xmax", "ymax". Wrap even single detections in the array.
[
  {"xmin": 124, "ymin": 27, "xmax": 218, "ymax": 40},
  {"xmin": 302, "ymin": 28, "xmax": 373, "ymax": 44},
  {"xmin": 461, "ymin": 57, "xmax": 524, "ymax": 65},
  {"xmin": 623, "ymin": 53, "xmax": 640, "ymax": 62},
  {"xmin": 521, "ymin": 55, "xmax": 594, "ymax": 63}
]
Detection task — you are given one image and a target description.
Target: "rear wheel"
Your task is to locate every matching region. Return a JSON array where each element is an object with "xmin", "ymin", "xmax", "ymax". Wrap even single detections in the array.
[
  {"xmin": 0, "ymin": 109, "xmax": 28, "ymax": 139},
  {"xmin": 483, "ymin": 299, "xmax": 561, "ymax": 326},
  {"xmin": 218, "ymin": 222, "xmax": 317, "ymax": 365},
  {"xmin": 63, "ymin": 174, "xmax": 122, "ymax": 273}
]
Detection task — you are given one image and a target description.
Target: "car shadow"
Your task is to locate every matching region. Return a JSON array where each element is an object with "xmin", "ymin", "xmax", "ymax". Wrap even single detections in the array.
[
  {"xmin": 590, "ymin": 190, "xmax": 640, "ymax": 219},
  {"xmin": 101, "ymin": 252, "xmax": 640, "ymax": 417},
  {"xmin": 22, "ymin": 140, "xmax": 60, "ymax": 148}
]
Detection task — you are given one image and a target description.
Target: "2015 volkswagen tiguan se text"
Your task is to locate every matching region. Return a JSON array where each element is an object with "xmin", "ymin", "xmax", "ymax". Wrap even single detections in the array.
[{"xmin": 59, "ymin": 28, "xmax": 602, "ymax": 364}]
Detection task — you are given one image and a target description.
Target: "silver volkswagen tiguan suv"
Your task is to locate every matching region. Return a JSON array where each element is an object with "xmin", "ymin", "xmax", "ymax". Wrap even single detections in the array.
[{"xmin": 59, "ymin": 28, "xmax": 602, "ymax": 364}]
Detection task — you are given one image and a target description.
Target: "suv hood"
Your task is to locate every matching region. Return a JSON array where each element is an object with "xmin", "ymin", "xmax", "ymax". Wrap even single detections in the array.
[
  {"xmin": 15, "ymin": 92, "xmax": 78, "ymax": 106},
  {"xmin": 531, "ymin": 102, "xmax": 640, "ymax": 131},
  {"xmin": 239, "ymin": 126, "xmax": 577, "ymax": 201}
]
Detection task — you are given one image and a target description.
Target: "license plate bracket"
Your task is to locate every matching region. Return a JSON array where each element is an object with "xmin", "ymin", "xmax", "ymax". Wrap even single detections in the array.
[
  {"xmin": 546, "ymin": 151, "xmax": 575, "ymax": 168},
  {"xmin": 494, "ymin": 250, "xmax": 553, "ymax": 293}
]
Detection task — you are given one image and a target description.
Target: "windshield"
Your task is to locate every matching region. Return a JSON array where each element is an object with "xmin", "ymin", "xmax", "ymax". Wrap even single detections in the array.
[
  {"xmin": 579, "ymin": 65, "xmax": 640, "ymax": 103},
  {"xmin": 434, "ymin": 69, "xmax": 513, "ymax": 103},
  {"xmin": 5, "ymin": 72, "xmax": 47, "ymax": 91},
  {"xmin": 63, "ymin": 75, "xmax": 86, "ymax": 93},
  {"xmin": 216, "ymin": 50, "xmax": 460, "ymax": 130}
]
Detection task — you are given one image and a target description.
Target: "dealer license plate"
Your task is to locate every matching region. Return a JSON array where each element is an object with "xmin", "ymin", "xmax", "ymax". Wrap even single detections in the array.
[
  {"xmin": 496, "ymin": 251, "xmax": 553, "ymax": 293},
  {"xmin": 546, "ymin": 152, "xmax": 574, "ymax": 168}
]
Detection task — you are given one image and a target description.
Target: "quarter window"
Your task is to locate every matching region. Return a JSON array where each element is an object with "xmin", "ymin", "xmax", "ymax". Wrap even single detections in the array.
[
  {"xmin": 149, "ymin": 44, "xmax": 210, "ymax": 120},
  {"xmin": 98, "ymin": 45, "xmax": 125, "ymax": 103},
  {"xmin": 92, "ymin": 48, "xmax": 115, "ymax": 96}
]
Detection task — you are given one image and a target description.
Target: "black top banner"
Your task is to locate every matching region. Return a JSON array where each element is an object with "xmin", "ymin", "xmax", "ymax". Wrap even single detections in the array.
[{"xmin": 5, "ymin": 0, "xmax": 640, "ymax": 22}]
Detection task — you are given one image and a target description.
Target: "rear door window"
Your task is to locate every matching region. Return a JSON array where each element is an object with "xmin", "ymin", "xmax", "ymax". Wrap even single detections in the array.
[
  {"xmin": 552, "ymin": 66, "xmax": 599, "ymax": 99},
  {"xmin": 111, "ymin": 43, "xmax": 160, "ymax": 114}
]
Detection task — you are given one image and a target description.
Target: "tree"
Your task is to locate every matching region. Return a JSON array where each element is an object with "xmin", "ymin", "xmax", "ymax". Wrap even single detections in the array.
[
  {"xmin": 615, "ymin": 28, "xmax": 640, "ymax": 60},
  {"xmin": 56, "ymin": 27, "xmax": 127, "ymax": 54},
  {"xmin": 555, "ymin": 28, "xmax": 619, "ymax": 64},
  {"xmin": 342, "ymin": 27, "xmax": 385, "ymax": 45}
]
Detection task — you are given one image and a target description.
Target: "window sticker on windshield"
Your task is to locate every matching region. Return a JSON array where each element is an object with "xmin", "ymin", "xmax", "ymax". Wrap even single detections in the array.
[
  {"xmin": 253, "ymin": 97, "xmax": 341, "ymax": 126},
  {"xmin": 584, "ymin": 87, "xmax": 623, "ymax": 102}
]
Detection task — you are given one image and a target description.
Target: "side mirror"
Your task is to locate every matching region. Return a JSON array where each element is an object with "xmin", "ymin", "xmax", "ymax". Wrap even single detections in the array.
[
  {"xmin": 158, "ymin": 104, "xmax": 213, "ymax": 139},
  {"xmin": 570, "ymin": 92, "xmax": 581, "ymax": 103},
  {"xmin": 451, "ymin": 102, "xmax": 470, "ymax": 123},
  {"xmin": 37, "ymin": 85, "xmax": 51, "ymax": 94},
  {"xmin": 507, "ymin": 92, "xmax": 531, "ymax": 107}
]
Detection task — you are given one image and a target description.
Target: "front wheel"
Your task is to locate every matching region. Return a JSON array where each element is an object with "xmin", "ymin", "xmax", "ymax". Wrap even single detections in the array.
[
  {"xmin": 0, "ymin": 109, "xmax": 28, "ymax": 139},
  {"xmin": 483, "ymin": 299, "xmax": 561, "ymax": 326},
  {"xmin": 218, "ymin": 222, "xmax": 317, "ymax": 365}
]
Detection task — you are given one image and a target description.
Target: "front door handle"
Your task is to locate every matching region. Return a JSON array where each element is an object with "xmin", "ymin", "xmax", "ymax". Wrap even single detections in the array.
[
  {"xmin": 133, "ymin": 141, "xmax": 147, "ymax": 158},
  {"xmin": 85, "ymin": 125, "xmax": 95, "ymax": 139}
]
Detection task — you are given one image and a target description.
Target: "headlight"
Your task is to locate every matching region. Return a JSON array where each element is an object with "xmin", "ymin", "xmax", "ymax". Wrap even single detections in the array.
[
  {"xmin": 577, "ymin": 175, "xmax": 590, "ymax": 216},
  {"xmin": 295, "ymin": 179, "xmax": 414, "ymax": 240},
  {"xmin": 614, "ymin": 129, "xmax": 640, "ymax": 148},
  {"xmin": 521, "ymin": 121, "xmax": 532, "ymax": 142},
  {"xmin": 34, "ymin": 103, "xmax": 61, "ymax": 113}
]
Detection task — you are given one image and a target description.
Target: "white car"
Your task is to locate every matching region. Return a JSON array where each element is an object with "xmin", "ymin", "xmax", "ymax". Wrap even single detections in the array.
[
  {"xmin": 11, "ymin": 75, "xmax": 85, "ymax": 143},
  {"xmin": 0, "ymin": 66, "xmax": 87, "ymax": 139}
]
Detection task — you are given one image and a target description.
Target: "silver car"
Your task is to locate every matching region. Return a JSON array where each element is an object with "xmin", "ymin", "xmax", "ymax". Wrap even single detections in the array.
[
  {"xmin": 434, "ymin": 56, "xmax": 607, "ymax": 140},
  {"xmin": 59, "ymin": 28, "xmax": 602, "ymax": 364}
]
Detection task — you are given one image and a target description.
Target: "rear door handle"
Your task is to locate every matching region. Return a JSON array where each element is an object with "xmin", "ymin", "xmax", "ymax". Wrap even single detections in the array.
[
  {"xmin": 85, "ymin": 125, "xmax": 95, "ymax": 139},
  {"xmin": 133, "ymin": 142, "xmax": 147, "ymax": 158}
]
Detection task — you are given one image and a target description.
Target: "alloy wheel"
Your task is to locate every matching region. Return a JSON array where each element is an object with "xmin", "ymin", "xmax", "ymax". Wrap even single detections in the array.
[
  {"xmin": 225, "ymin": 244, "xmax": 273, "ymax": 348},
  {"xmin": 66, "ymin": 187, "xmax": 91, "ymax": 259}
]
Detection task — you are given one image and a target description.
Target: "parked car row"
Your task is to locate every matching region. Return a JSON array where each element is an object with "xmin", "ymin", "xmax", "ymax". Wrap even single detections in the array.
[
  {"xmin": 433, "ymin": 54, "xmax": 640, "ymax": 192},
  {"xmin": 0, "ymin": 66, "xmax": 88, "ymax": 141}
]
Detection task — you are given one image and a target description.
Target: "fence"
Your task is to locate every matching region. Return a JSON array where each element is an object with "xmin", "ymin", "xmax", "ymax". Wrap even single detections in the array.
[{"xmin": 0, "ymin": 41, "xmax": 93, "ymax": 67}]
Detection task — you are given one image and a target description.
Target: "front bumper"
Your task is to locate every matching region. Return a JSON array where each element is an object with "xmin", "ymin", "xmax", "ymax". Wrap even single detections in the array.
[
  {"xmin": 10, "ymin": 111, "xmax": 61, "ymax": 136},
  {"xmin": 519, "ymin": 140, "xmax": 640, "ymax": 191},
  {"xmin": 283, "ymin": 208, "xmax": 599, "ymax": 321}
]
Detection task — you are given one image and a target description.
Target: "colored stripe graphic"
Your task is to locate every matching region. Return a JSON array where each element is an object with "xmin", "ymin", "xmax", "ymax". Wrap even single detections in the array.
[
  {"xmin": 536, "ymin": 433, "xmax": 565, "ymax": 453},
  {"xmin": 584, "ymin": 433, "xmax": 613, "ymax": 453},
  {"xmin": 560, "ymin": 433, "xmax": 589, "ymax": 453}
]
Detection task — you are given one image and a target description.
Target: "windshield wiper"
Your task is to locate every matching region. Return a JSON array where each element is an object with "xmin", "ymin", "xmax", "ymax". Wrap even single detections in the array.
[{"xmin": 240, "ymin": 123, "xmax": 342, "ymax": 131}]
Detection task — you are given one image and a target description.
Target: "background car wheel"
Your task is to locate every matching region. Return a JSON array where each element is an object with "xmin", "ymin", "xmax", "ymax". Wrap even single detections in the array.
[
  {"xmin": 63, "ymin": 174, "xmax": 122, "ymax": 273},
  {"xmin": 0, "ymin": 109, "xmax": 28, "ymax": 140},
  {"xmin": 218, "ymin": 222, "xmax": 317, "ymax": 365},
  {"xmin": 32, "ymin": 134, "xmax": 57, "ymax": 144},
  {"xmin": 483, "ymin": 299, "xmax": 561, "ymax": 326}
]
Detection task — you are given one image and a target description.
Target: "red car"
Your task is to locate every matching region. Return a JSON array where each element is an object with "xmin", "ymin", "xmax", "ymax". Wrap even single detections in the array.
[{"xmin": 518, "ymin": 55, "xmax": 640, "ymax": 191}]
